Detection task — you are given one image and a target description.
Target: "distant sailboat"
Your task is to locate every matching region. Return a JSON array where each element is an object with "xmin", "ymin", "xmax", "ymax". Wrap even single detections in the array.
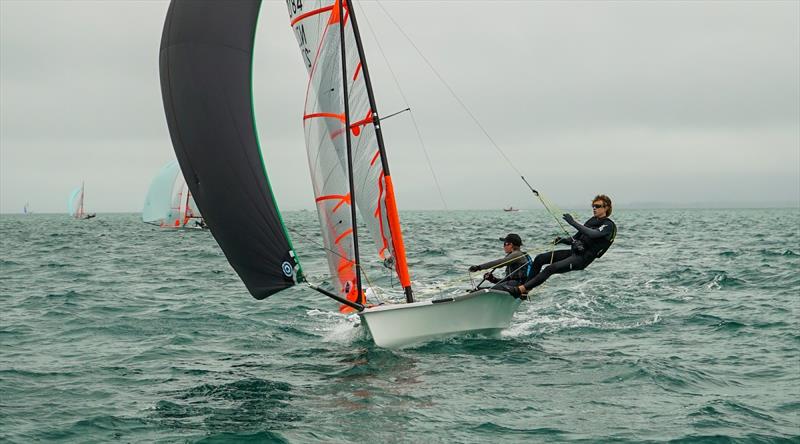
[
  {"xmin": 159, "ymin": 0, "xmax": 521, "ymax": 348},
  {"xmin": 67, "ymin": 182, "xmax": 96, "ymax": 220},
  {"xmin": 23, "ymin": 202, "xmax": 30, "ymax": 215},
  {"xmin": 503, "ymin": 207, "xmax": 520, "ymax": 212},
  {"xmin": 142, "ymin": 160, "xmax": 206, "ymax": 229}
]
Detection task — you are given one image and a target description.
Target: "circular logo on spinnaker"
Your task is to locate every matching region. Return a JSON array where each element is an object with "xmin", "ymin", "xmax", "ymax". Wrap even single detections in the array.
[{"xmin": 281, "ymin": 261, "xmax": 293, "ymax": 277}]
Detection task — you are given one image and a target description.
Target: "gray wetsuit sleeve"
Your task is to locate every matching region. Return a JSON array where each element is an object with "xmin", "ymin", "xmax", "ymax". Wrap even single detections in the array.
[
  {"xmin": 477, "ymin": 250, "xmax": 525, "ymax": 270},
  {"xmin": 568, "ymin": 218, "xmax": 612, "ymax": 240}
]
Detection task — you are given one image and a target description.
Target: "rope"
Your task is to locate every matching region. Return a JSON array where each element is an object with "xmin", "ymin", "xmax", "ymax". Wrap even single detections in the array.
[
  {"xmin": 372, "ymin": 1, "xmax": 570, "ymax": 236},
  {"xmin": 358, "ymin": 1, "xmax": 448, "ymax": 210},
  {"xmin": 293, "ymin": 3, "xmax": 580, "ymax": 301},
  {"xmin": 522, "ymin": 240, "xmax": 560, "ymax": 299},
  {"xmin": 287, "ymin": 227, "xmax": 385, "ymax": 291}
]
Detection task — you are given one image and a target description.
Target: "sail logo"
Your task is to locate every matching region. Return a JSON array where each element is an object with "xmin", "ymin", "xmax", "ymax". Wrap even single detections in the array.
[{"xmin": 281, "ymin": 262, "xmax": 293, "ymax": 277}]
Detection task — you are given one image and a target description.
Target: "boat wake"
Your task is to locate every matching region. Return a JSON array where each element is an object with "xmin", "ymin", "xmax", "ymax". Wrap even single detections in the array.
[
  {"xmin": 306, "ymin": 308, "xmax": 364, "ymax": 345},
  {"xmin": 504, "ymin": 302, "xmax": 662, "ymax": 338}
]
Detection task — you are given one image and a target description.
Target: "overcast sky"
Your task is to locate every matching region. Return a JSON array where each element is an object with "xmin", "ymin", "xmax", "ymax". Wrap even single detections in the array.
[{"xmin": 1, "ymin": 0, "xmax": 798, "ymax": 213}]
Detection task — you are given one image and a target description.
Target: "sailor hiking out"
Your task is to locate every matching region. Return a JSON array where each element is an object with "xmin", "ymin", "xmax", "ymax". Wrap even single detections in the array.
[{"xmin": 511, "ymin": 194, "xmax": 616, "ymax": 296}]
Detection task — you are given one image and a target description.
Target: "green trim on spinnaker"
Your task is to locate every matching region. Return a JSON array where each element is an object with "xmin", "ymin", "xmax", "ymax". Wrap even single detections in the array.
[{"xmin": 249, "ymin": 2, "xmax": 304, "ymax": 283}]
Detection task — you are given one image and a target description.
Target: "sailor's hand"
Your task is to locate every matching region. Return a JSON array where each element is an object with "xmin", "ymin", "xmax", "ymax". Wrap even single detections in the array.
[
  {"xmin": 468, "ymin": 265, "xmax": 480, "ymax": 272},
  {"xmin": 483, "ymin": 272, "xmax": 493, "ymax": 280},
  {"xmin": 509, "ymin": 285, "xmax": 527, "ymax": 299},
  {"xmin": 562, "ymin": 213, "xmax": 576, "ymax": 225}
]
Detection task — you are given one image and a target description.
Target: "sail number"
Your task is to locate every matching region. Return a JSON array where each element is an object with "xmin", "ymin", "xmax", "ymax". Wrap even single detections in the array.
[
  {"xmin": 294, "ymin": 24, "xmax": 312, "ymax": 68},
  {"xmin": 286, "ymin": 0, "xmax": 311, "ymax": 68},
  {"xmin": 286, "ymin": 0, "xmax": 304, "ymax": 19}
]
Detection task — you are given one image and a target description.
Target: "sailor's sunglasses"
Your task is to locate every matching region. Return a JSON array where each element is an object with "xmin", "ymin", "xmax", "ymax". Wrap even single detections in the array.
[{"xmin": 592, "ymin": 204, "xmax": 605, "ymax": 209}]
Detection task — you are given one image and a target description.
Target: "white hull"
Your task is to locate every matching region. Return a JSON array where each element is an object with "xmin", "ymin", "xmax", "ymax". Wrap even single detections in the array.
[{"xmin": 359, "ymin": 289, "xmax": 522, "ymax": 349}]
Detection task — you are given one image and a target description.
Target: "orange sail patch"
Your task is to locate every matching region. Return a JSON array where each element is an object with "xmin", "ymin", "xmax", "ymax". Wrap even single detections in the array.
[
  {"xmin": 327, "ymin": 0, "xmax": 350, "ymax": 26},
  {"xmin": 291, "ymin": 5, "xmax": 334, "ymax": 26},
  {"xmin": 304, "ymin": 112, "xmax": 345, "ymax": 123},
  {"xmin": 349, "ymin": 110, "xmax": 373, "ymax": 137},
  {"xmin": 315, "ymin": 193, "xmax": 351, "ymax": 213}
]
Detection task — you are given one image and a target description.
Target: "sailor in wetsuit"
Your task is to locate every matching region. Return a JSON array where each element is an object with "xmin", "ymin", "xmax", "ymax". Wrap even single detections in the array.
[
  {"xmin": 513, "ymin": 194, "xmax": 616, "ymax": 296},
  {"xmin": 468, "ymin": 233, "xmax": 533, "ymax": 296}
]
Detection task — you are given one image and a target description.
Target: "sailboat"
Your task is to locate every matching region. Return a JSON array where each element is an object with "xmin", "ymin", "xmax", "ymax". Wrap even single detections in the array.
[
  {"xmin": 142, "ymin": 160, "xmax": 206, "ymax": 229},
  {"xmin": 159, "ymin": 0, "xmax": 521, "ymax": 348},
  {"xmin": 504, "ymin": 207, "xmax": 520, "ymax": 212},
  {"xmin": 67, "ymin": 182, "xmax": 96, "ymax": 220}
]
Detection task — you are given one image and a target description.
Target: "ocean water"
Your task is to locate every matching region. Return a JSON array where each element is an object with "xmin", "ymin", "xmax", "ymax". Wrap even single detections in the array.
[{"xmin": 1, "ymin": 209, "xmax": 798, "ymax": 443}]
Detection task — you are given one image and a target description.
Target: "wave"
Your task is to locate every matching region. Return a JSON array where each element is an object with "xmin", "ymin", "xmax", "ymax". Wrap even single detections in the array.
[
  {"xmin": 196, "ymin": 431, "xmax": 290, "ymax": 443},
  {"xmin": 706, "ymin": 272, "xmax": 746, "ymax": 290},
  {"xmin": 472, "ymin": 422, "xmax": 567, "ymax": 437},
  {"xmin": 760, "ymin": 249, "xmax": 799, "ymax": 257},
  {"xmin": 685, "ymin": 312, "xmax": 749, "ymax": 332},
  {"xmin": 151, "ymin": 378, "xmax": 303, "ymax": 435}
]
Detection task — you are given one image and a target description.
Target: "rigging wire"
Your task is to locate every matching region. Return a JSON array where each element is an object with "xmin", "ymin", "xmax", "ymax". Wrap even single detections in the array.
[
  {"xmin": 357, "ymin": 0, "xmax": 449, "ymax": 210},
  {"xmin": 287, "ymin": 226, "xmax": 391, "ymax": 303},
  {"xmin": 373, "ymin": 0, "xmax": 570, "ymax": 235},
  {"xmin": 286, "ymin": 226, "xmax": 363, "ymax": 277}
]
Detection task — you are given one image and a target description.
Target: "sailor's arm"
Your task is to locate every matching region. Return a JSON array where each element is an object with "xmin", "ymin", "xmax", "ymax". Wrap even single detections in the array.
[
  {"xmin": 562, "ymin": 214, "xmax": 608, "ymax": 239},
  {"xmin": 471, "ymin": 250, "xmax": 525, "ymax": 271}
]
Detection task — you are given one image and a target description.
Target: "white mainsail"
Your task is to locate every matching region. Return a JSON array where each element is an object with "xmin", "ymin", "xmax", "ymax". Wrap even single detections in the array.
[{"xmin": 288, "ymin": 0, "xmax": 411, "ymax": 309}]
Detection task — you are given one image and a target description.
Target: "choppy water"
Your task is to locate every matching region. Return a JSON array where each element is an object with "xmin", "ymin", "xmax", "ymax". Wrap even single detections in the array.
[{"xmin": 1, "ymin": 209, "xmax": 798, "ymax": 443}]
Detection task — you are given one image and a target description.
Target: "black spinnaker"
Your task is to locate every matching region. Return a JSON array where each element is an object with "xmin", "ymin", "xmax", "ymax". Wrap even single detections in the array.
[{"xmin": 159, "ymin": 0, "xmax": 301, "ymax": 299}]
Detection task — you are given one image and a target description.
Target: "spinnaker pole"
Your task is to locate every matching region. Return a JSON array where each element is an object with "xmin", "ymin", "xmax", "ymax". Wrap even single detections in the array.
[
  {"xmin": 338, "ymin": 0, "xmax": 364, "ymax": 307},
  {"xmin": 347, "ymin": 0, "xmax": 414, "ymax": 303}
]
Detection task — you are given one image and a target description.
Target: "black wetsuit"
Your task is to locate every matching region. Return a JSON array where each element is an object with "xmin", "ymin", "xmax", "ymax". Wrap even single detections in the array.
[
  {"xmin": 522, "ymin": 216, "xmax": 616, "ymax": 290},
  {"xmin": 475, "ymin": 250, "xmax": 533, "ymax": 293}
]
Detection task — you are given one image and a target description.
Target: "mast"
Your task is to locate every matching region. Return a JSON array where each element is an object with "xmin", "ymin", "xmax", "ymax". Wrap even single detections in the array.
[
  {"xmin": 346, "ymin": 0, "xmax": 413, "ymax": 302},
  {"xmin": 338, "ymin": 0, "xmax": 364, "ymax": 306},
  {"xmin": 184, "ymin": 187, "xmax": 191, "ymax": 225}
]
